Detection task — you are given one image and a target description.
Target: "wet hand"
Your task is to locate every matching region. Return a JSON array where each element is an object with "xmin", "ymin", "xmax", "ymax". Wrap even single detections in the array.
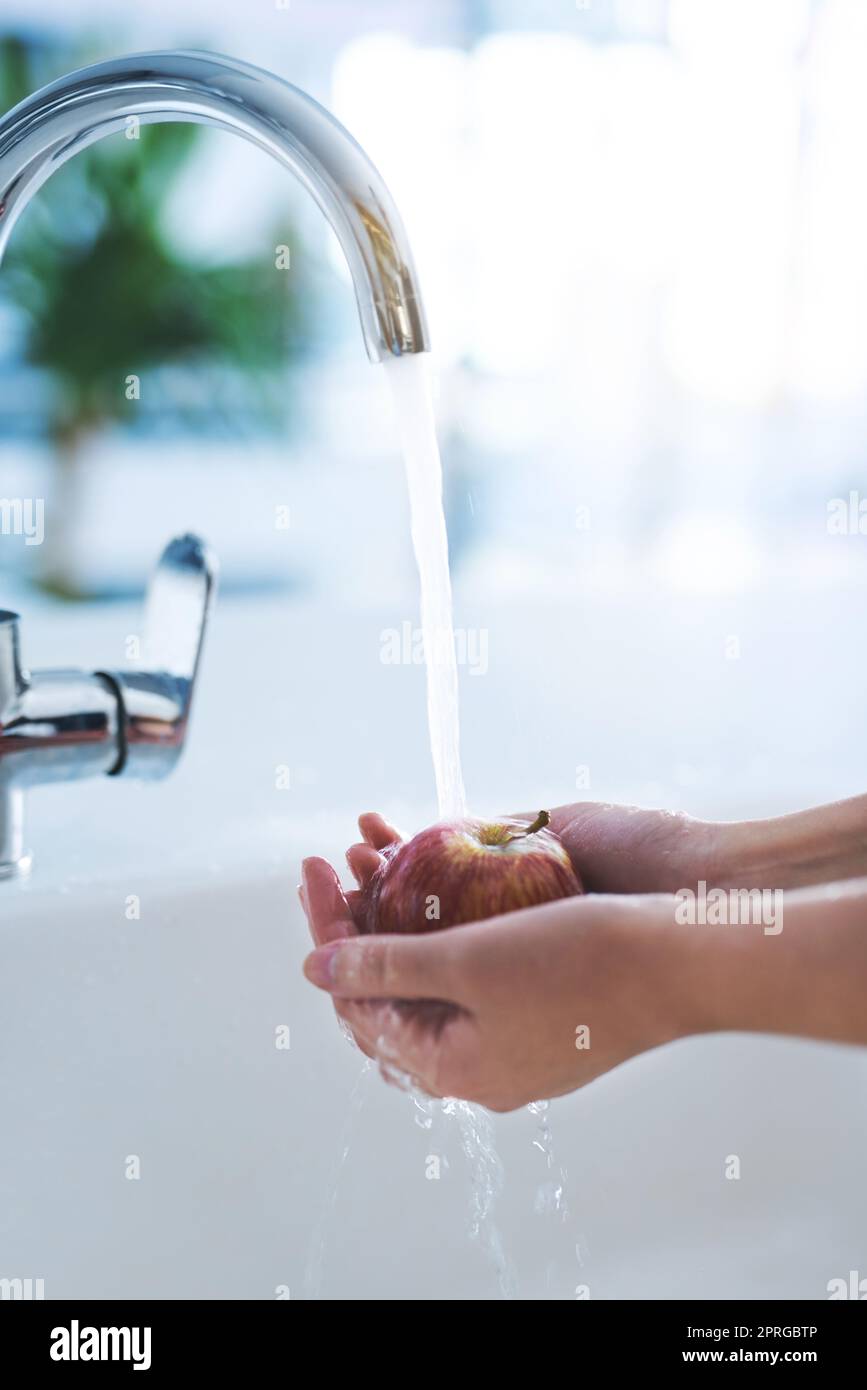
[
  {"xmin": 300, "ymin": 878, "xmax": 695, "ymax": 1111},
  {"xmin": 298, "ymin": 812, "xmax": 700, "ymax": 1110}
]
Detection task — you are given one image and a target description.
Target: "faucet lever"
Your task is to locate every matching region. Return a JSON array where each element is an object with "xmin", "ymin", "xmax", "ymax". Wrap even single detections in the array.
[
  {"xmin": 0, "ymin": 533, "xmax": 217, "ymax": 879},
  {"xmin": 103, "ymin": 534, "xmax": 217, "ymax": 780}
]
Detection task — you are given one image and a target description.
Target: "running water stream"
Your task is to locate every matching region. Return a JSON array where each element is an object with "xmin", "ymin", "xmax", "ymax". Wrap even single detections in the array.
[
  {"xmin": 383, "ymin": 355, "xmax": 466, "ymax": 820},
  {"xmin": 306, "ymin": 356, "xmax": 573, "ymax": 1298},
  {"xmin": 382, "ymin": 354, "xmax": 523, "ymax": 1293}
]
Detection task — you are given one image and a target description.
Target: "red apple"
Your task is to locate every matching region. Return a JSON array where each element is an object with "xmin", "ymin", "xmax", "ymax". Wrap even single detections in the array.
[{"xmin": 359, "ymin": 810, "xmax": 582, "ymax": 936}]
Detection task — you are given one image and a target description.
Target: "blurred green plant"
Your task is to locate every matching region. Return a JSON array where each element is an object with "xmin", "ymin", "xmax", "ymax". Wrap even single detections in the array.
[{"xmin": 0, "ymin": 35, "xmax": 307, "ymax": 449}]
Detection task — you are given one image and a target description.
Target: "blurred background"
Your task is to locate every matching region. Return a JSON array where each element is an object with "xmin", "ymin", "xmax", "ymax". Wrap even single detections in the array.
[
  {"xmin": 2, "ymin": 0, "xmax": 867, "ymax": 819},
  {"xmin": 2, "ymin": 0, "xmax": 867, "ymax": 600}
]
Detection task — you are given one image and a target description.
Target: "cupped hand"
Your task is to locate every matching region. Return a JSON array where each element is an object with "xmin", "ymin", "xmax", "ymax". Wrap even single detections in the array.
[
  {"xmin": 300, "ymin": 868, "xmax": 698, "ymax": 1111},
  {"xmin": 299, "ymin": 797, "xmax": 867, "ymax": 1106},
  {"xmin": 533, "ymin": 801, "xmax": 716, "ymax": 893},
  {"xmin": 298, "ymin": 807, "xmax": 709, "ymax": 1110}
]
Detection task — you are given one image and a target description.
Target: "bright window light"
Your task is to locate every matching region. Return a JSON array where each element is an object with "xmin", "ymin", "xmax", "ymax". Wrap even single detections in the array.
[{"xmin": 654, "ymin": 515, "xmax": 761, "ymax": 594}]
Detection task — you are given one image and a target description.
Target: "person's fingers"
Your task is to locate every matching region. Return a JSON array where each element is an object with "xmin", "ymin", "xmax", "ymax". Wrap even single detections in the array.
[
  {"xmin": 333, "ymin": 1001, "xmax": 377, "ymax": 1060},
  {"xmin": 301, "ymin": 857, "xmax": 357, "ymax": 945},
  {"xmin": 378, "ymin": 1061, "xmax": 431, "ymax": 1095},
  {"xmin": 358, "ymin": 812, "xmax": 403, "ymax": 851},
  {"xmin": 300, "ymin": 874, "xmax": 366, "ymax": 938},
  {"xmin": 509, "ymin": 805, "xmax": 594, "ymax": 844},
  {"xmin": 346, "ymin": 843, "xmax": 383, "ymax": 888},
  {"xmin": 510, "ymin": 802, "xmax": 695, "ymax": 893},
  {"xmin": 345, "ymin": 888, "xmax": 366, "ymax": 929},
  {"xmin": 339, "ymin": 1001, "xmax": 441, "ymax": 1093},
  {"xmin": 557, "ymin": 803, "xmax": 701, "ymax": 893},
  {"xmin": 340, "ymin": 998, "xmax": 477, "ymax": 1097},
  {"xmin": 303, "ymin": 931, "xmax": 469, "ymax": 1003}
]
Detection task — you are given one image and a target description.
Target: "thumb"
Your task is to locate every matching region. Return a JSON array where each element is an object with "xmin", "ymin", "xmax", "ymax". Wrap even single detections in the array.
[{"xmin": 303, "ymin": 932, "xmax": 465, "ymax": 1003}]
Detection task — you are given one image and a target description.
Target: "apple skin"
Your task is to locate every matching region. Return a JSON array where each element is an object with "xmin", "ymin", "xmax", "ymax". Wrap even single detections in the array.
[{"xmin": 359, "ymin": 811, "xmax": 583, "ymax": 936}]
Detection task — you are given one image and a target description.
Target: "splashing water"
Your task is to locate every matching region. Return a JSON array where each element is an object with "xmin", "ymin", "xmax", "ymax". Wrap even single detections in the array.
[
  {"xmin": 306, "ymin": 1040, "xmax": 517, "ymax": 1297},
  {"xmin": 384, "ymin": 355, "xmax": 467, "ymax": 820},
  {"xmin": 303, "ymin": 1060, "xmax": 373, "ymax": 1299},
  {"xmin": 528, "ymin": 1099, "xmax": 585, "ymax": 1298},
  {"xmin": 443, "ymin": 1098, "xmax": 518, "ymax": 1299},
  {"xmin": 528, "ymin": 1099, "xmax": 568, "ymax": 1218},
  {"xmin": 373, "ymin": 1016, "xmax": 514, "ymax": 1294}
]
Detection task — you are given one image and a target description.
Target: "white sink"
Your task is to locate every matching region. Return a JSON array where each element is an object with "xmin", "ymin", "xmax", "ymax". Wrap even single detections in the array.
[{"xmin": 2, "ymin": 584, "xmax": 866, "ymax": 1299}]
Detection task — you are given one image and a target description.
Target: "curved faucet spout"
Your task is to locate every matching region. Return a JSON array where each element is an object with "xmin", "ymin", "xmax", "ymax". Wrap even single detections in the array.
[{"xmin": 0, "ymin": 50, "xmax": 430, "ymax": 360}]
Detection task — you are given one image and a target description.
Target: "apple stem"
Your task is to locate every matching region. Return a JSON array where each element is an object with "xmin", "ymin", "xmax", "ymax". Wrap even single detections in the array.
[{"xmin": 520, "ymin": 810, "xmax": 550, "ymax": 838}]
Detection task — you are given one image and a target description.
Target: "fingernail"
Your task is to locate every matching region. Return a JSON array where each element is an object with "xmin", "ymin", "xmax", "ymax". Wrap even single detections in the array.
[{"xmin": 304, "ymin": 941, "xmax": 342, "ymax": 989}]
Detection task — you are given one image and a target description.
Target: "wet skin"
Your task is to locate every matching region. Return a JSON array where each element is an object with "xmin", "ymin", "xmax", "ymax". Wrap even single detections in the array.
[{"xmin": 300, "ymin": 799, "xmax": 867, "ymax": 1112}]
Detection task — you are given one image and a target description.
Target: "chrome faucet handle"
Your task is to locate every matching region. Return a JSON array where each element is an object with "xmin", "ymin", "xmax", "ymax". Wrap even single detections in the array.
[
  {"xmin": 104, "ymin": 533, "xmax": 217, "ymax": 780},
  {"xmin": 0, "ymin": 533, "xmax": 217, "ymax": 879},
  {"xmin": 0, "ymin": 608, "xmax": 25, "ymax": 728}
]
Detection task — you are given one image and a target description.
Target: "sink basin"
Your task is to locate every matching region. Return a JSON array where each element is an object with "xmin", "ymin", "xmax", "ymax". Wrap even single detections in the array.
[{"xmin": 2, "ymin": 584, "xmax": 866, "ymax": 1299}]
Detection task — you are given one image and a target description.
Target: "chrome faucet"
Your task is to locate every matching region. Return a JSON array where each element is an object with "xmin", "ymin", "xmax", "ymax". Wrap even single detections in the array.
[
  {"xmin": 0, "ymin": 50, "xmax": 429, "ymax": 359},
  {"xmin": 0, "ymin": 536, "xmax": 215, "ymax": 877},
  {"xmin": 0, "ymin": 51, "xmax": 431, "ymax": 875}
]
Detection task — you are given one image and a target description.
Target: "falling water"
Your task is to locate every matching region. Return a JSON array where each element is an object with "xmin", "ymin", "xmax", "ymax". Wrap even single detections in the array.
[
  {"xmin": 377, "ymin": 1024, "xmax": 515, "ymax": 1298},
  {"xmin": 309, "ymin": 366, "xmax": 578, "ymax": 1298},
  {"xmin": 529, "ymin": 1099, "xmax": 568, "ymax": 1218},
  {"xmin": 528, "ymin": 1099, "xmax": 584, "ymax": 1298},
  {"xmin": 303, "ymin": 1060, "xmax": 373, "ymax": 1299},
  {"xmin": 443, "ymin": 1098, "xmax": 519, "ymax": 1298},
  {"xmin": 382, "ymin": 357, "xmax": 520, "ymax": 1293},
  {"xmin": 384, "ymin": 355, "xmax": 467, "ymax": 820}
]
